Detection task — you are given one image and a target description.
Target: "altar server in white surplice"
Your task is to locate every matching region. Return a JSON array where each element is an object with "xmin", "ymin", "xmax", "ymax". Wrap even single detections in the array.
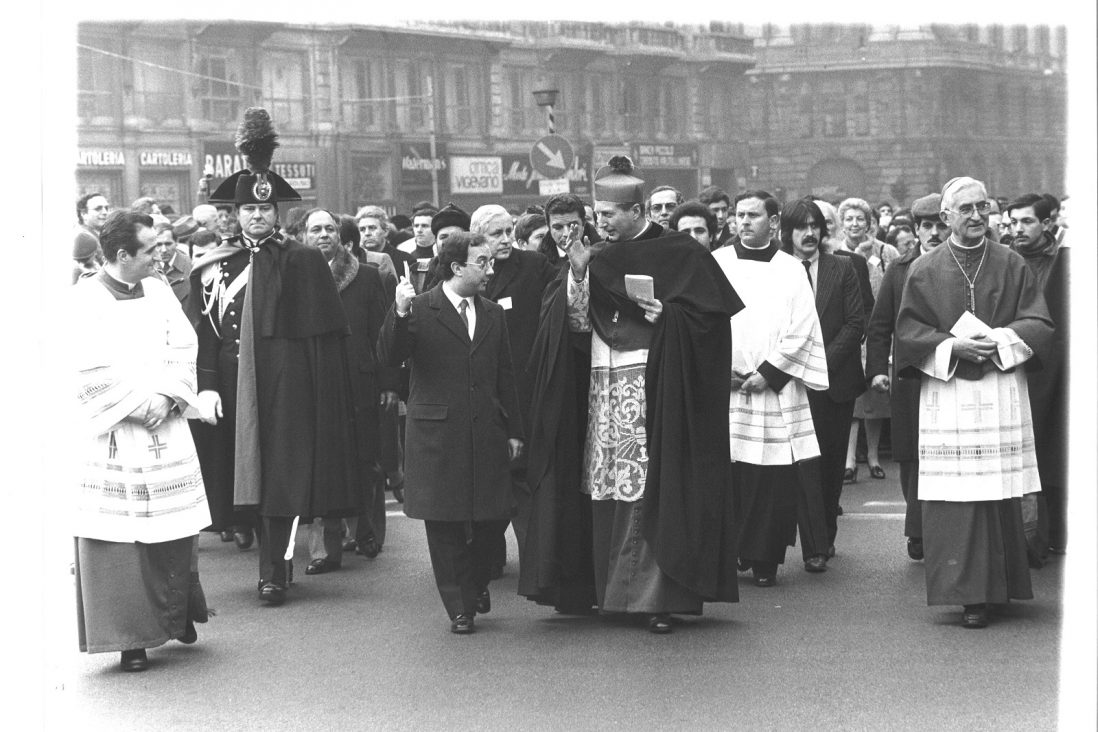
[{"xmin": 713, "ymin": 190, "xmax": 831, "ymax": 587}]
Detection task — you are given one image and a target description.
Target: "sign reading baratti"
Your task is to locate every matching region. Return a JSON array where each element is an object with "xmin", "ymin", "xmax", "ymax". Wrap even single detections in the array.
[
  {"xmin": 630, "ymin": 143, "xmax": 698, "ymax": 168},
  {"xmin": 401, "ymin": 142, "xmax": 447, "ymax": 187},
  {"xmin": 77, "ymin": 150, "xmax": 125, "ymax": 167},
  {"xmin": 501, "ymin": 153, "xmax": 590, "ymax": 197},
  {"xmin": 204, "ymin": 142, "xmax": 316, "ymax": 189},
  {"xmin": 139, "ymin": 151, "xmax": 193, "ymax": 168}
]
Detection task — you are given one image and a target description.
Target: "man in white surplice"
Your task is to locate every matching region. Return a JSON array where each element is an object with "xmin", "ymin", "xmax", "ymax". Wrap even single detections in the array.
[
  {"xmin": 895, "ymin": 176, "xmax": 1054, "ymax": 630},
  {"xmin": 713, "ymin": 191, "xmax": 831, "ymax": 586}
]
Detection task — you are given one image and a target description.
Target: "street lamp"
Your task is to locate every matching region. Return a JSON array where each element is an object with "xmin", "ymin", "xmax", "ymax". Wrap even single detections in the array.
[{"xmin": 532, "ymin": 88, "xmax": 560, "ymax": 134}]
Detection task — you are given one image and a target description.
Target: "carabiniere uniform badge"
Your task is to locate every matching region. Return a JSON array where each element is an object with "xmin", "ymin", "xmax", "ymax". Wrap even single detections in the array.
[{"xmin": 252, "ymin": 172, "xmax": 272, "ymax": 202}]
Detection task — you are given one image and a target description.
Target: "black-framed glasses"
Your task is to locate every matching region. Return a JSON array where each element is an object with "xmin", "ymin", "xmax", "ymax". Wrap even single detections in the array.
[{"xmin": 946, "ymin": 200, "xmax": 993, "ymax": 217}]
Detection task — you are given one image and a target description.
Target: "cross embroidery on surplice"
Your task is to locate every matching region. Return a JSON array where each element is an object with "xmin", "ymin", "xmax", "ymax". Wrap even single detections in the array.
[
  {"xmin": 1009, "ymin": 384, "xmax": 1020, "ymax": 420},
  {"xmin": 926, "ymin": 391, "xmax": 940, "ymax": 422},
  {"xmin": 108, "ymin": 431, "xmax": 117, "ymax": 459},
  {"xmin": 148, "ymin": 434, "xmax": 168, "ymax": 459},
  {"xmin": 960, "ymin": 391, "xmax": 995, "ymax": 425}
]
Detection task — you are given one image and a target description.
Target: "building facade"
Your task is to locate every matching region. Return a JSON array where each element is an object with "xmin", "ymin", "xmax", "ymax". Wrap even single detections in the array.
[{"xmin": 75, "ymin": 21, "xmax": 1065, "ymax": 219}]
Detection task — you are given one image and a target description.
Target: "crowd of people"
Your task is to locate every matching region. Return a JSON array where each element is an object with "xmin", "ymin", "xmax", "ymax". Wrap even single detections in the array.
[{"xmin": 69, "ymin": 107, "xmax": 1069, "ymax": 672}]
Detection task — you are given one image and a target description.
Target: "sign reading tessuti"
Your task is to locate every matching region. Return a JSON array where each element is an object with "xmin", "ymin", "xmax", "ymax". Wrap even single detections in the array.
[{"xmin": 529, "ymin": 134, "xmax": 574, "ymax": 179}]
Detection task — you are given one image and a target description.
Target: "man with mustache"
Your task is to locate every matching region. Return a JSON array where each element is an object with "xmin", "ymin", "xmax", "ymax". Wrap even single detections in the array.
[
  {"xmin": 895, "ymin": 177, "xmax": 1053, "ymax": 630},
  {"xmin": 715, "ymin": 191, "xmax": 831, "ymax": 586},
  {"xmin": 865, "ymin": 193, "xmax": 950, "ymax": 561},
  {"xmin": 1007, "ymin": 193, "xmax": 1070, "ymax": 561},
  {"xmin": 782, "ymin": 197, "xmax": 866, "ymax": 562}
]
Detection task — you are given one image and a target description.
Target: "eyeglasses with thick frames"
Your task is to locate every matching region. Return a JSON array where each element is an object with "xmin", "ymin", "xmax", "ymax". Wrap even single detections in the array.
[{"xmin": 945, "ymin": 200, "xmax": 993, "ymax": 217}]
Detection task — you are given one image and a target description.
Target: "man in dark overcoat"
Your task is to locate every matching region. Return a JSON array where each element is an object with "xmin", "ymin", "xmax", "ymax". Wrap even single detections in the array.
[
  {"xmin": 189, "ymin": 108, "xmax": 362, "ymax": 605},
  {"xmin": 378, "ymin": 231, "xmax": 524, "ymax": 634}
]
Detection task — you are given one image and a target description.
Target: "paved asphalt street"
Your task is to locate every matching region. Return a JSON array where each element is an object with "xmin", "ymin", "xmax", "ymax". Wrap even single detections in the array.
[{"xmin": 41, "ymin": 458, "xmax": 1083, "ymax": 730}]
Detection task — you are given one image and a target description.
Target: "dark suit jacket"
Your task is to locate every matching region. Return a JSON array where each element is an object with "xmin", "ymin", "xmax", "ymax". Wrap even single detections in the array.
[
  {"xmin": 813, "ymin": 252, "xmax": 866, "ymax": 403},
  {"xmin": 378, "ymin": 284, "xmax": 524, "ymax": 522},
  {"xmin": 160, "ymin": 250, "xmax": 193, "ymax": 307},
  {"xmin": 483, "ymin": 248, "xmax": 557, "ymax": 434},
  {"xmin": 712, "ymin": 223, "xmax": 734, "ymax": 250},
  {"xmin": 832, "ymin": 248, "xmax": 874, "ymax": 324},
  {"xmin": 866, "ymin": 247, "xmax": 921, "ymax": 461}
]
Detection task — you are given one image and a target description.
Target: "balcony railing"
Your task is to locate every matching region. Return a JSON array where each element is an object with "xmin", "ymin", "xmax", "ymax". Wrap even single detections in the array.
[{"xmin": 264, "ymin": 96, "xmax": 309, "ymax": 130}]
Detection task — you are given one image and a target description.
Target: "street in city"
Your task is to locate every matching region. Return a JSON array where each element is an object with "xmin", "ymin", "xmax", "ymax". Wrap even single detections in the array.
[{"xmin": 43, "ymin": 456, "xmax": 1070, "ymax": 730}]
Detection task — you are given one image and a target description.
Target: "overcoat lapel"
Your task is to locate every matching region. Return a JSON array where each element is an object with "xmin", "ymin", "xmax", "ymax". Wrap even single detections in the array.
[
  {"xmin": 815, "ymin": 254, "xmax": 838, "ymax": 310},
  {"xmin": 486, "ymin": 258, "xmax": 519, "ymax": 298},
  {"xmin": 428, "ymin": 285, "xmax": 470, "ymax": 346}
]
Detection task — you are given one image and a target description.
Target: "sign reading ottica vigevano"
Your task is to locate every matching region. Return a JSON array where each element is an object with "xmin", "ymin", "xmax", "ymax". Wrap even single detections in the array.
[
  {"xmin": 449, "ymin": 156, "xmax": 502, "ymax": 195},
  {"xmin": 401, "ymin": 142, "xmax": 447, "ymax": 187}
]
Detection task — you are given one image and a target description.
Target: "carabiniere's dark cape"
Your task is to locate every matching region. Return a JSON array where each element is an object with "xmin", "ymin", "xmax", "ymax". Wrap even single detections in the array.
[{"xmin": 519, "ymin": 231, "xmax": 745, "ymax": 607}]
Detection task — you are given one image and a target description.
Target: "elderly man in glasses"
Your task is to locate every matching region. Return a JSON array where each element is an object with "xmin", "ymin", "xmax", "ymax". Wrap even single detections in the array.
[{"xmin": 894, "ymin": 177, "xmax": 1053, "ymax": 630}]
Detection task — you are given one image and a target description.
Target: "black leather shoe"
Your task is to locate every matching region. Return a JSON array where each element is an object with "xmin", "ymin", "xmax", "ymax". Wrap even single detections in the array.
[
  {"xmin": 305, "ymin": 558, "xmax": 341, "ymax": 575},
  {"xmin": 233, "ymin": 528, "xmax": 254, "ymax": 550},
  {"xmin": 475, "ymin": 590, "xmax": 491, "ymax": 614},
  {"xmin": 450, "ymin": 614, "xmax": 475, "ymax": 634},
  {"xmin": 355, "ymin": 538, "xmax": 380, "ymax": 558},
  {"xmin": 120, "ymin": 649, "xmax": 148, "ymax": 672},
  {"xmin": 804, "ymin": 555, "xmax": 828, "ymax": 573},
  {"xmin": 219, "ymin": 530, "xmax": 234, "ymax": 542},
  {"xmin": 907, "ymin": 538, "xmax": 924, "ymax": 560},
  {"xmin": 342, "ymin": 538, "xmax": 358, "ymax": 552},
  {"xmin": 178, "ymin": 620, "xmax": 197, "ymax": 644},
  {"xmin": 961, "ymin": 604, "xmax": 988, "ymax": 629},
  {"xmin": 753, "ymin": 574, "xmax": 776, "ymax": 587},
  {"xmin": 259, "ymin": 582, "xmax": 286, "ymax": 606},
  {"xmin": 648, "ymin": 614, "xmax": 672, "ymax": 634},
  {"xmin": 737, "ymin": 558, "xmax": 751, "ymax": 572},
  {"xmin": 827, "ymin": 544, "xmax": 836, "ymax": 558}
]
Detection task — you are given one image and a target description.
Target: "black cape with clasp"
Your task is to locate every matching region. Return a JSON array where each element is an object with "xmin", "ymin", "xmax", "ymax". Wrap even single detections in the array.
[{"xmin": 519, "ymin": 229, "xmax": 745, "ymax": 607}]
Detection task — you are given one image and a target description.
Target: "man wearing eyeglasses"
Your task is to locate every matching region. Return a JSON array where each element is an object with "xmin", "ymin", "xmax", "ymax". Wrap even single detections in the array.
[
  {"xmin": 646, "ymin": 185, "xmax": 682, "ymax": 229},
  {"xmin": 379, "ymin": 231, "xmax": 524, "ymax": 635},
  {"xmin": 865, "ymin": 193, "xmax": 949, "ymax": 563},
  {"xmin": 895, "ymin": 177, "xmax": 1054, "ymax": 630}
]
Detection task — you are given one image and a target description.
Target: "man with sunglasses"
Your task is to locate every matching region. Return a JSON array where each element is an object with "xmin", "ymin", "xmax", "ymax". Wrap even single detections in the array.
[
  {"xmin": 646, "ymin": 185, "xmax": 683, "ymax": 230},
  {"xmin": 895, "ymin": 177, "xmax": 1053, "ymax": 630},
  {"xmin": 865, "ymin": 193, "xmax": 949, "ymax": 563},
  {"xmin": 380, "ymin": 231, "xmax": 524, "ymax": 635}
]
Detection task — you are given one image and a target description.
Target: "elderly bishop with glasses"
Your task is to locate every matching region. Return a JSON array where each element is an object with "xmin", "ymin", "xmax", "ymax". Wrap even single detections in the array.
[{"xmin": 894, "ymin": 177, "xmax": 1054, "ymax": 630}]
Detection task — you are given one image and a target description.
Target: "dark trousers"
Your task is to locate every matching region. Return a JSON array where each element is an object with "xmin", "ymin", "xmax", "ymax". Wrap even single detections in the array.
[
  {"xmin": 423, "ymin": 519, "xmax": 506, "ymax": 619},
  {"xmin": 807, "ymin": 392, "xmax": 856, "ymax": 546},
  {"xmin": 354, "ymin": 465, "xmax": 387, "ymax": 547},
  {"xmin": 899, "ymin": 460, "xmax": 923, "ymax": 540},
  {"xmin": 257, "ymin": 515, "xmax": 293, "ymax": 586},
  {"xmin": 795, "ymin": 458, "xmax": 831, "ymax": 560}
]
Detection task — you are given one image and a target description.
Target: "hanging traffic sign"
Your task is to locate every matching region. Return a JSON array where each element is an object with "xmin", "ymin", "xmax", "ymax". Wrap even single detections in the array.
[{"xmin": 529, "ymin": 134, "xmax": 574, "ymax": 179}]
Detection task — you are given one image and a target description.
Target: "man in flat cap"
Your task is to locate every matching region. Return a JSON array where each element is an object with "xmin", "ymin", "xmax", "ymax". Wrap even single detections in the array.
[
  {"xmin": 189, "ymin": 108, "xmax": 363, "ymax": 605},
  {"xmin": 895, "ymin": 177, "xmax": 1053, "ymax": 629},
  {"xmin": 865, "ymin": 193, "xmax": 950, "ymax": 561},
  {"xmin": 522, "ymin": 156, "xmax": 744, "ymax": 631}
]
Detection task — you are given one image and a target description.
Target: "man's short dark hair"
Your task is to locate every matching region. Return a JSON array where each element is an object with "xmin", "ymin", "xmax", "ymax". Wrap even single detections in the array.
[
  {"xmin": 544, "ymin": 193, "xmax": 587, "ymax": 220},
  {"xmin": 779, "ymin": 197, "xmax": 829, "ymax": 248},
  {"xmin": 1040, "ymin": 193, "xmax": 1060, "ymax": 215},
  {"xmin": 100, "ymin": 210, "xmax": 154, "ymax": 263},
  {"xmin": 339, "ymin": 214, "xmax": 362, "ymax": 253},
  {"xmin": 698, "ymin": 186, "xmax": 731, "ymax": 207},
  {"xmin": 76, "ymin": 192, "xmax": 103, "ymax": 224},
  {"xmin": 391, "ymin": 214, "xmax": 412, "ymax": 230},
  {"xmin": 437, "ymin": 231, "xmax": 486, "ymax": 281},
  {"xmin": 1006, "ymin": 193, "xmax": 1053, "ymax": 222},
  {"xmin": 412, "ymin": 207, "xmax": 438, "ymax": 221},
  {"xmin": 301, "ymin": 207, "xmax": 341, "ymax": 234},
  {"xmin": 514, "ymin": 212, "xmax": 547, "ymax": 244},
  {"xmin": 668, "ymin": 201, "xmax": 718, "ymax": 239},
  {"xmin": 876, "ymin": 201, "xmax": 893, "ymax": 212},
  {"xmin": 734, "ymin": 190, "xmax": 781, "ymax": 218}
]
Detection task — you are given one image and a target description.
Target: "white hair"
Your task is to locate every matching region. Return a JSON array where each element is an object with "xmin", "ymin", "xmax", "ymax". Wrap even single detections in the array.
[
  {"xmin": 470, "ymin": 204, "xmax": 511, "ymax": 234},
  {"xmin": 940, "ymin": 177, "xmax": 986, "ymax": 211},
  {"xmin": 193, "ymin": 204, "xmax": 218, "ymax": 228}
]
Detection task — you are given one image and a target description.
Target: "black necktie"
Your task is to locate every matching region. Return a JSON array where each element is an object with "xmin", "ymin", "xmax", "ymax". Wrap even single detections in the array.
[
  {"xmin": 803, "ymin": 259, "xmax": 813, "ymax": 287},
  {"xmin": 458, "ymin": 299, "xmax": 470, "ymax": 338}
]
